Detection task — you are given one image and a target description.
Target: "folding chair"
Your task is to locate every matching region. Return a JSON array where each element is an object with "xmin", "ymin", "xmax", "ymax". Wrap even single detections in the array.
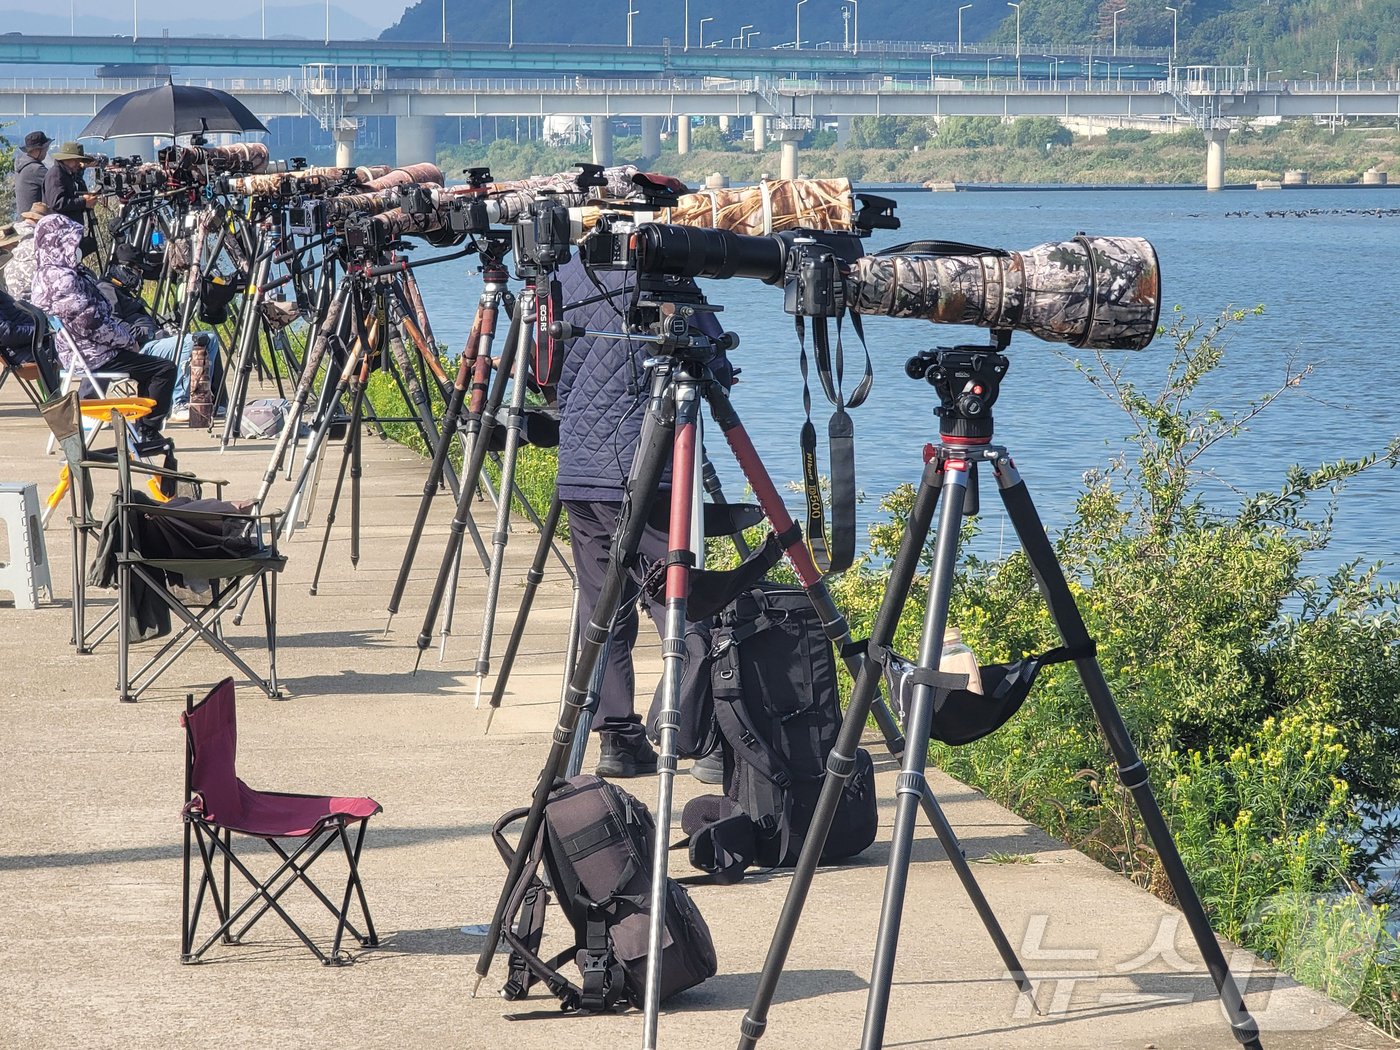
[
  {"xmin": 180, "ymin": 678, "xmax": 381, "ymax": 965},
  {"xmin": 40, "ymin": 393, "xmax": 220, "ymax": 655},
  {"xmin": 0, "ymin": 309, "xmax": 59, "ymax": 410},
  {"xmin": 111, "ymin": 411, "xmax": 285, "ymax": 701},
  {"xmin": 44, "ymin": 316, "xmax": 133, "ymax": 455}
]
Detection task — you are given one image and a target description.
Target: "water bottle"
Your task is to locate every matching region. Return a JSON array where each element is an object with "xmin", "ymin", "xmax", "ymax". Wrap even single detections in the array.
[{"xmin": 941, "ymin": 627, "xmax": 983, "ymax": 695}]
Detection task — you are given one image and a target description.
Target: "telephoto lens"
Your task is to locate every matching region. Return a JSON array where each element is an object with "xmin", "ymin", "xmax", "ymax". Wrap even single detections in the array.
[
  {"xmin": 632, "ymin": 223, "xmax": 786, "ymax": 282},
  {"xmin": 846, "ymin": 235, "xmax": 1161, "ymax": 350}
]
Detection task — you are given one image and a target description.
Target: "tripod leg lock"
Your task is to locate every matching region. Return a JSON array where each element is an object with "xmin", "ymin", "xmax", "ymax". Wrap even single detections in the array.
[
  {"xmin": 740, "ymin": 1015, "xmax": 767, "ymax": 1040},
  {"xmin": 1230, "ymin": 1017, "xmax": 1262, "ymax": 1048},
  {"xmin": 826, "ymin": 749, "xmax": 856, "ymax": 778},
  {"xmin": 662, "ymin": 637, "xmax": 687, "ymax": 659},
  {"xmin": 655, "ymin": 709, "xmax": 681, "ymax": 732},
  {"xmin": 1115, "ymin": 760, "xmax": 1150, "ymax": 791},
  {"xmin": 895, "ymin": 770, "xmax": 927, "ymax": 798},
  {"xmin": 583, "ymin": 622, "xmax": 611, "ymax": 645}
]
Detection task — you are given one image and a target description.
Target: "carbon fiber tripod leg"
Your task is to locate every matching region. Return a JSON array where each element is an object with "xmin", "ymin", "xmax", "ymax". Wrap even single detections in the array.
[
  {"xmin": 994, "ymin": 458, "xmax": 1261, "ymax": 1049},
  {"xmin": 470, "ymin": 366, "xmax": 675, "ymax": 997}
]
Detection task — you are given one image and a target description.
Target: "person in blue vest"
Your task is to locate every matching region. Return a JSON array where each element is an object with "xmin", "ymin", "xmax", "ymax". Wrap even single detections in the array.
[{"xmin": 555, "ymin": 255, "xmax": 731, "ymax": 779}]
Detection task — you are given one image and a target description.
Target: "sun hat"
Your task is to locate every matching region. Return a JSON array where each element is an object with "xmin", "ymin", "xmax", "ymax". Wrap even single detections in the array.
[
  {"xmin": 51, "ymin": 142, "xmax": 97, "ymax": 164},
  {"xmin": 23, "ymin": 131, "xmax": 53, "ymax": 150}
]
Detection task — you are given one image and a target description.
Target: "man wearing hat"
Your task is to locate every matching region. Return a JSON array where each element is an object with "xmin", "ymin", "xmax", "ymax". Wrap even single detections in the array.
[
  {"xmin": 11, "ymin": 131, "xmax": 51, "ymax": 219},
  {"xmin": 43, "ymin": 142, "xmax": 99, "ymax": 223},
  {"xmin": 2, "ymin": 202, "xmax": 50, "ymax": 301}
]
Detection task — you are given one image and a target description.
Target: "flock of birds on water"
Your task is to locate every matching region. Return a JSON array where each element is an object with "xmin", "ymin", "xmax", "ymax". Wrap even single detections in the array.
[{"xmin": 1217, "ymin": 207, "xmax": 1400, "ymax": 218}]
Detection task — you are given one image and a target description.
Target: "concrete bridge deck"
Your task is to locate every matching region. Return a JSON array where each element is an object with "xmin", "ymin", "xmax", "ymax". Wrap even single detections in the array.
[{"xmin": 0, "ymin": 380, "xmax": 1392, "ymax": 1048}]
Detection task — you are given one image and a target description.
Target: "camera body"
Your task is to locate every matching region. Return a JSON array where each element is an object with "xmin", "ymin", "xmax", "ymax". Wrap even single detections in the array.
[
  {"xmin": 287, "ymin": 199, "xmax": 325, "ymax": 236},
  {"xmin": 783, "ymin": 239, "xmax": 845, "ymax": 318},
  {"xmin": 582, "ymin": 212, "xmax": 638, "ymax": 270},
  {"xmin": 341, "ymin": 212, "xmax": 386, "ymax": 261},
  {"xmin": 513, "ymin": 194, "xmax": 572, "ymax": 272}
]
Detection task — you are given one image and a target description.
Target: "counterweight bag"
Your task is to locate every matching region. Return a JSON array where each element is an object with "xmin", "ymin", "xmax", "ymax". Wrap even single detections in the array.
[{"xmin": 493, "ymin": 776, "xmax": 717, "ymax": 1013}]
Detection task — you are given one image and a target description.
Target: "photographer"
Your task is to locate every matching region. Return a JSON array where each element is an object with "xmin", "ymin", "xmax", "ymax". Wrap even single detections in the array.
[
  {"xmin": 556, "ymin": 254, "xmax": 731, "ymax": 779},
  {"xmin": 42, "ymin": 143, "xmax": 99, "ymax": 223},
  {"xmin": 12, "ymin": 131, "xmax": 52, "ymax": 220},
  {"xmin": 99, "ymin": 246, "xmax": 224, "ymax": 421},
  {"xmin": 29, "ymin": 215, "xmax": 174, "ymax": 440}
]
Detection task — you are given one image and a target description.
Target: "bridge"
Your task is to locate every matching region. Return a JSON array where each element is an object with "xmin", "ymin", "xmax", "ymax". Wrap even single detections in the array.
[
  {"xmin": 0, "ymin": 33, "xmax": 1171, "ymax": 80},
  {"xmin": 1, "ymin": 45, "xmax": 1396, "ymax": 189}
]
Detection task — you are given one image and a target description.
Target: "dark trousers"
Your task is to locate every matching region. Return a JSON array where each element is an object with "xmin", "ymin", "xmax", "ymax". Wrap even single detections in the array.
[
  {"xmin": 103, "ymin": 348, "xmax": 176, "ymax": 432},
  {"xmin": 564, "ymin": 497, "xmax": 669, "ymax": 744}
]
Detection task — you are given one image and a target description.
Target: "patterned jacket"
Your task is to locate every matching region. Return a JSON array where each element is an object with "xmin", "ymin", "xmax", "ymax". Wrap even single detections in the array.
[
  {"xmin": 1, "ymin": 221, "xmax": 38, "ymax": 300},
  {"xmin": 29, "ymin": 215, "xmax": 137, "ymax": 370}
]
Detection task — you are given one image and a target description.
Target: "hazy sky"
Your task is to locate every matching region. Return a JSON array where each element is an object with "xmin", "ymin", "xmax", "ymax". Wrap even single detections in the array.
[{"xmin": 0, "ymin": 0, "xmax": 397, "ymax": 34}]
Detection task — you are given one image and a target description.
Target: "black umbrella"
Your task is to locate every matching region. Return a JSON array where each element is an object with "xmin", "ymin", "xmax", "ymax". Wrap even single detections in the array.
[{"xmin": 80, "ymin": 82, "xmax": 268, "ymax": 140}]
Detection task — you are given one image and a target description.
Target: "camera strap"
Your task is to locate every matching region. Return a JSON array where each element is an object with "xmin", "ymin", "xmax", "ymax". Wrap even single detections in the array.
[{"xmin": 795, "ymin": 313, "xmax": 873, "ymax": 575}]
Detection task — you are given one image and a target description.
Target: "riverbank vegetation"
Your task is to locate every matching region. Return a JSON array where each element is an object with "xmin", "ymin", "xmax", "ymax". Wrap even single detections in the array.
[
  {"xmin": 437, "ymin": 118, "xmax": 1399, "ymax": 187},
  {"xmin": 825, "ymin": 307, "xmax": 1400, "ymax": 1032}
]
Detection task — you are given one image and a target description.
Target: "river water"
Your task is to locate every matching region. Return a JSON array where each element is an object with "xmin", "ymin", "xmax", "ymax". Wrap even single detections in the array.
[{"xmin": 411, "ymin": 186, "xmax": 1400, "ymax": 577}]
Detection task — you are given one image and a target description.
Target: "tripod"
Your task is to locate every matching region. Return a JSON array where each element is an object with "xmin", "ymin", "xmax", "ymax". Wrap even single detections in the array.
[
  {"xmin": 736, "ymin": 340, "xmax": 1262, "ymax": 1050},
  {"xmin": 471, "ymin": 288, "xmax": 1036, "ymax": 1050},
  {"xmin": 384, "ymin": 239, "xmax": 514, "ymax": 635}
]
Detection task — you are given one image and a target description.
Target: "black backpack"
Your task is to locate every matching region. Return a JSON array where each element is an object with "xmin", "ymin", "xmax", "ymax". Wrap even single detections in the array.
[
  {"xmin": 492, "ymin": 775, "xmax": 717, "ymax": 1013},
  {"xmin": 681, "ymin": 583, "xmax": 879, "ymax": 883}
]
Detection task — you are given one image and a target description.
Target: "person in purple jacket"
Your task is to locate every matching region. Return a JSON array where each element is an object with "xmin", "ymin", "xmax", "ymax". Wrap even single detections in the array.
[{"xmin": 28, "ymin": 214, "xmax": 175, "ymax": 441}]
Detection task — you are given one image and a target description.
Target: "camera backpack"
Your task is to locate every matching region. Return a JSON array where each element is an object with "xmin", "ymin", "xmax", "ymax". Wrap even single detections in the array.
[
  {"xmin": 492, "ymin": 775, "xmax": 717, "ymax": 1013},
  {"xmin": 681, "ymin": 583, "xmax": 879, "ymax": 883}
]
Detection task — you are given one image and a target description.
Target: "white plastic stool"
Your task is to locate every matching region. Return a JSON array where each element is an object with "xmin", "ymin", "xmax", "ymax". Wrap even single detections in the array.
[{"xmin": 0, "ymin": 482, "xmax": 54, "ymax": 610}]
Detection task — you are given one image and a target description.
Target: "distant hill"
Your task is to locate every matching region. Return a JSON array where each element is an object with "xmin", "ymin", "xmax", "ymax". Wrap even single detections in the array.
[{"xmin": 381, "ymin": 0, "xmax": 1398, "ymax": 76}]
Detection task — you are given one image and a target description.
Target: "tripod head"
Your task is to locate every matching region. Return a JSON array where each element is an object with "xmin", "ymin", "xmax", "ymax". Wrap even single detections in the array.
[{"xmin": 905, "ymin": 333, "xmax": 1011, "ymax": 445}]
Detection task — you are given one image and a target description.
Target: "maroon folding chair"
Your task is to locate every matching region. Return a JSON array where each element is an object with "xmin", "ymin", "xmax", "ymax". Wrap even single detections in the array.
[{"xmin": 180, "ymin": 678, "xmax": 381, "ymax": 965}]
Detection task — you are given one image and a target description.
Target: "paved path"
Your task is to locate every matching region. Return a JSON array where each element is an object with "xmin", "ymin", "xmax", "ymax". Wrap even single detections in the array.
[{"xmin": 0, "ymin": 386, "xmax": 1391, "ymax": 1049}]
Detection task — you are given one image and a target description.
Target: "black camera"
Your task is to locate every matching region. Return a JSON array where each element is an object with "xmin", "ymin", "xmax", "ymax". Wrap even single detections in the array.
[
  {"xmin": 447, "ymin": 197, "xmax": 489, "ymax": 236},
  {"xmin": 512, "ymin": 194, "xmax": 572, "ymax": 272},
  {"xmin": 342, "ymin": 213, "xmax": 386, "ymax": 259},
  {"xmin": 783, "ymin": 239, "xmax": 845, "ymax": 318},
  {"xmin": 287, "ymin": 199, "xmax": 325, "ymax": 236},
  {"xmin": 581, "ymin": 212, "xmax": 637, "ymax": 270}
]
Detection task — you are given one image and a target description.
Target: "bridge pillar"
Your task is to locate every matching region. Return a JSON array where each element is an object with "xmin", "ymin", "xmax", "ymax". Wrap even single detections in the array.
[
  {"xmin": 591, "ymin": 116, "xmax": 614, "ymax": 167},
  {"xmin": 333, "ymin": 125, "xmax": 356, "ymax": 168},
  {"xmin": 753, "ymin": 114, "xmax": 768, "ymax": 152},
  {"xmin": 834, "ymin": 116, "xmax": 852, "ymax": 148},
  {"xmin": 1205, "ymin": 128, "xmax": 1228, "ymax": 191},
  {"xmin": 640, "ymin": 116, "xmax": 663, "ymax": 162},
  {"xmin": 719, "ymin": 116, "xmax": 732, "ymax": 134},
  {"xmin": 778, "ymin": 128, "xmax": 802, "ymax": 180},
  {"xmin": 676, "ymin": 117, "xmax": 691, "ymax": 155},
  {"xmin": 397, "ymin": 115, "xmax": 436, "ymax": 166}
]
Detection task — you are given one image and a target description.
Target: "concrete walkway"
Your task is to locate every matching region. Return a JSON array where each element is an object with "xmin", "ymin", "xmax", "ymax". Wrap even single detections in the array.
[{"xmin": 0, "ymin": 384, "xmax": 1391, "ymax": 1050}]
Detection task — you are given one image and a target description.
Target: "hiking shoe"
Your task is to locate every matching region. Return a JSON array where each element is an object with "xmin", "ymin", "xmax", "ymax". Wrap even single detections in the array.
[
  {"xmin": 690, "ymin": 747, "xmax": 724, "ymax": 785},
  {"xmin": 595, "ymin": 733, "xmax": 658, "ymax": 778}
]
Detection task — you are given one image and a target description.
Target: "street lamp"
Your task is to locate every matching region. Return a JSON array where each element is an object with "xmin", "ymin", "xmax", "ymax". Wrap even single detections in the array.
[
  {"xmin": 1006, "ymin": 2, "xmax": 1020, "ymax": 81},
  {"xmin": 986, "ymin": 54, "xmax": 1004, "ymax": 81},
  {"xmin": 747, "ymin": 29, "xmax": 761, "ymax": 46},
  {"xmin": 796, "ymin": 0, "xmax": 807, "ymax": 49},
  {"xmin": 847, "ymin": 0, "xmax": 859, "ymax": 54},
  {"xmin": 958, "ymin": 4, "xmax": 972, "ymax": 52},
  {"xmin": 1112, "ymin": 7, "xmax": 1121, "ymax": 55},
  {"xmin": 699, "ymin": 15, "xmax": 714, "ymax": 47},
  {"xmin": 739, "ymin": 23, "xmax": 753, "ymax": 47},
  {"xmin": 684, "ymin": 0, "xmax": 689, "ymax": 49},
  {"xmin": 324, "ymin": 0, "xmax": 329, "ymax": 45},
  {"xmin": 441, "ymin": 0, "xmax": 446, "ymax": 44},
  {"xmin": 1164, "ymin": 6, "xmax": 1178, "ymax": 66},
  {"xmin": 1049, "ymin": 55, "xmax": 1060, "ymax": 84},
  {"xmin": 627, "ymin": 2, "xmax": 639, "ymax": 46},
  {"xmin": 133, "ymin": 0, "xmax": 138, "ymax": 41},
  {"xmin": 509, "ymin": 0, "xmax": 515, "ymax": 47}
]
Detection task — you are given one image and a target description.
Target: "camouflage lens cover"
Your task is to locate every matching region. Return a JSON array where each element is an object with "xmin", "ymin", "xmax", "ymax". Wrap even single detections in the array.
[{"xmin": 846, "ymin": 235, "xmax": 1161, "ymax": 351}]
